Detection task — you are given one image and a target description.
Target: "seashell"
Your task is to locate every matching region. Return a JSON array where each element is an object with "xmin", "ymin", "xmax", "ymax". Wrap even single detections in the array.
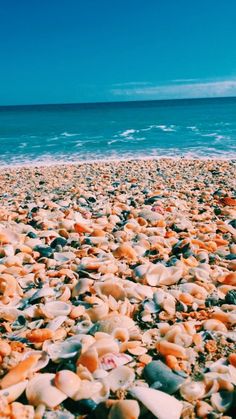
[
  {"xmin": 72, "ymin": 319, "xmax": 93, "ymax": 334},
  {"xmin": 74, "ymin": 222, "xmax": 93, "ymax": 234},
  {"xmin": 26, "ymin": 328, "xmax": 54, "ymax": 343},
  {"xmin": 0, "ymin": 380, "xmax": 28, "ymax": 403},
  {"xmin": 129, "ymin": 386, "xmax": 183, "ymax": 419},
  {"xmin": 223, "ymin": 272, "xmax": 236, "ymax": 286},
  {"xmin": 143, "ymin": 360, "xmax": 185, "ymax": 394},
  {"xmin": 108, "ymin": 400, "xmax": 140, "ymax": 419},
  {"xmin": 54, "ymin": 370, "xmax": 81, "ymax": 399},
  {"xmin": 196, "ymin": 401, "xmax": 213, "ymax": 417},
  {"xmin": 156, "ymin": 340, "xmax": 187, "ymax": 359},
  {"xmin": 114, "ymin": 243, "xmax": 138, "ymax": 261},
  {"xmin": 94, "ymin": 280, "xmax": 126, "ymax": 301},
  {"xmin": 29, "ymin": 287, "xmax": 56, "ymax": 302},
  {"xmin": 0, "ymin": 273, "xmax": 23, "ymax": 298},
  {"xmin": 22, "ymin": 351, "xmax": 49, "ymax": 372},
  {"xmin": 42, "ymin": 301, "xmax": 71, "ymax": 318},
  {"xmin": 98, "ymin": 315, "xmax": 135, "ymax": 334},
  {"xmin": 26, "ymin": 373, "xmax": 67, "ymax": 408},
  {"xmin": 72, "ymin": 278, "xmax": 92, "ymax": 297},
  {"xmin": 228, "ymin": 353, "xmax": 236, "ymax": 367},
  {"xmin": 99, "ymin": 353, "xmax": 133, "ymax": 370},
  {"xmin": 0, "ymin": 228, "xmax": 20, "ymax": 244},
  {"xmin": 0, "ymin": 306, "xmax": 22, "ymax": 321},
  {"xmin": 211, "ymin": 391, "xmax": 233, "ymax": 413},
  {"xmin": 0, "ymin": 340, "xmax": 11, "ymax": 356},
  {"xmin": 180, "ymin": 380, "xmax": 205, "ymax": 402},
  {"xmin": 86, "ymin": 301, "xmax": 109, "ymax": 322},
  {"xmin": 77, "ymin": 347, "xmax": 99, "ymax": 373},
  {"xmin": 104, "ymin": 366, "xmax": 135, "ymax": 392},
  {"xmin": 72, "ymin": 379, "xmax": 109, "ymax": 403},
  {"xmin": 45, "ymin": 337, "xmax": 82, "ymax": 362},
  {"xmin": 112, "ymin": 327, "xmax": 129, "ymax": 342},
  {"xmin": 0, "ymin": 353, "xmax": 41, "ymax": 389},
  {"xmin": 203, "ymin": 319, "xmax": 228, "ymax": 332},
  {"xmin": 46, "ymin": 315, "xmax": 67, "ymax": 331},
  {"xmin": 92, "ymin": 337, "xmax": 119, "ymax": 357}
]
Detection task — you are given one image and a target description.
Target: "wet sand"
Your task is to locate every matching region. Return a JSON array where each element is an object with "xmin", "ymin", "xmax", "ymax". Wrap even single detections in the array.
[{"xmin": 0, "ymin": 158, "xmax": 236, "ymax": 418}]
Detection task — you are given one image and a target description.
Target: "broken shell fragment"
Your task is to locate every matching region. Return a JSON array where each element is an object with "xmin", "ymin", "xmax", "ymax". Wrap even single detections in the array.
[
  {"xmin": 104, "ymin": 366, "xmax": 135, "ymax": 392},
  {"xmin": 26, "ymin": 373, "xmax": 67, "ymax": 408},
  {"xmin": 129, "ymin": 386, "xmax": 183, "ymax": 419},
  {"xmin": 54, "ymin": 370, "xmax": 81, "ymax": 399},
  {"xmin": 0, "ymin": 380, "xmax": 28, "ymax": 403}
]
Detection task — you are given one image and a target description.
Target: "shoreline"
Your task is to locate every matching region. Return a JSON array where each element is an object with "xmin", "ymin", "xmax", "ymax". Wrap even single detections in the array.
[{"xmin": 1, "ymin": 154, "xmax": 236, "ymax": 172}]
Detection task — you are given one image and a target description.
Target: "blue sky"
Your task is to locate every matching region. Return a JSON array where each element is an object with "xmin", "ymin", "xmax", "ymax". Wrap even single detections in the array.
[{"xmin": 0, "ymin": 0, "xmax": 236, "ymax": 105}]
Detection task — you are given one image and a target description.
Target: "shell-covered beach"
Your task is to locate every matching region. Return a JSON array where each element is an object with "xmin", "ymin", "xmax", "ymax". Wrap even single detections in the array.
[{"xmin": 0, "ymin": 158, "xmax": 236, "ymax": 418}]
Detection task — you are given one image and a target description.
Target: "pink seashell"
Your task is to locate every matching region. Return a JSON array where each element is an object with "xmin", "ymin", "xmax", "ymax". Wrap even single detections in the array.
[{"xmin": 99, "ymin": 353, "xmax": 133, "ymax": 370}]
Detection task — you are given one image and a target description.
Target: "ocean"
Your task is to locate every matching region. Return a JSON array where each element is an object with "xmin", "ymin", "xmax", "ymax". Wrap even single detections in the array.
[{"xmin": 0, "ymin": 96, "xmax": 236, "ymax": 166}]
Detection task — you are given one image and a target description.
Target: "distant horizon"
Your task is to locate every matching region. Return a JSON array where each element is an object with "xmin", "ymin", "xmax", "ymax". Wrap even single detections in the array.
[{"xmin": 1, "ymin": 94, "xmax": 236, "ymax": 110}]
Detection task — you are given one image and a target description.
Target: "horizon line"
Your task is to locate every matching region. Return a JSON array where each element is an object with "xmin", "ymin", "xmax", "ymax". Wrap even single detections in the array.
[{"xmin": 0, "ymin": 94, "xmax": 236, "ymax": 109}]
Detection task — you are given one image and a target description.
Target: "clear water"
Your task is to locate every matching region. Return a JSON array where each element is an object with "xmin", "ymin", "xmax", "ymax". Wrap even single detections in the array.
[{"xmin": 0, "ymin": 97, "xmax": 236, "ymax": 166}]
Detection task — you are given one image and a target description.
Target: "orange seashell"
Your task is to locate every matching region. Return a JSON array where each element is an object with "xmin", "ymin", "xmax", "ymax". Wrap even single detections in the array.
[
  {"xmin": 222, "ymin": 272, "xmax": 236, "ymax": 286},
  {"xmin": 165, "ymin": 355, "xmax": 181, "ymax": 371},
  {"xmin": 114, "ymin": 243, "xmax": 137, "ymax": 261},
  {"xmin": 228, "ymin": 353, "xmax": 236, "ymax": 367},
  {"xmin": 220, "ymin": 197, "xmax": 236, "ymax": 206},
  {"xmin": 26, "ymin": 329, "xmax": 54, "ymax": 343},
  {"xmin": 77, "ymin": 347, "xmax": 99, "ymax": 373},
  {"xmin": 179, "ymin": 293, "xmax": 193, "ymax": 305},
  {"xmin": 93, "ymin": 228, "xmax": 106, "ymax": 237},
  {"xmin": 156, "ymin": 340, "xmax": 187, "ymax": 359},
  {"xmin": 0, "ymin": 354, "xmax": 41, "ymax": 389},
  {"xmin": 74, "ymin": 222, "xmax": 93, "ymax": 234}
]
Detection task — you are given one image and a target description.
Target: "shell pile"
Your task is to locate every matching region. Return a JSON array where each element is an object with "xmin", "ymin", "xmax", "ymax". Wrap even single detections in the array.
[{"xmin": 0, "ymin": 158, "xmax": 236, "ymax": 418}]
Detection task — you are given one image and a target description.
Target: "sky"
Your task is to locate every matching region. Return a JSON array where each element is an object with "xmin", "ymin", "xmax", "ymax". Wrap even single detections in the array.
[{"xmin": 0, "ymin": 0, "xmax": 236, "ymax": 105}]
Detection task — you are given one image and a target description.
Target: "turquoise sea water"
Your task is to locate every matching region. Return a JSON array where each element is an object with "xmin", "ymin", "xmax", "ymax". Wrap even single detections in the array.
[{"xmin": 0, "ymin": 97, "xmax": 236, "ymax": 166}]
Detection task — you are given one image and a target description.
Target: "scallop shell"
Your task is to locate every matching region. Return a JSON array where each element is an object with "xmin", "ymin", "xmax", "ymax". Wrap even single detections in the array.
[
  {"xmin": 26, "ymin": 373, "xmax": 67, "ymax": 408},
  {"xmin": 129, "ymin": 386, "xmax": 183, "ymax": 419},
  {"xmin": 98, "ymin": 314, "xmax": 135, "ymax": 334}
]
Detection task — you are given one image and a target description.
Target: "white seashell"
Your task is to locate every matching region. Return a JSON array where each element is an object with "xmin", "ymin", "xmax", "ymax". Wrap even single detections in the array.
[
  {"xmin": 45, "ymin": 336, "xmax": 81, "ymax": 362},
  {"xmin": 129, "ymin": 386, "xmax": 183, "ymax": 419},
  {"xmin": 54, "ymin": 370, "xmax": 81, "ymax": 399},
  {"xmin": 180, "ymin": 380, "xmax": 205, "ymax": 402},
  {"xmin": 29, "ymin": 287, "xmax": 56, "ymax": 302},
  {"xmin": 72, "ymin": 278, "xmax": 92, "ymax": 297},
  {"xmin": 0, "ymin": 306, "xmax": 22, "ymax": 321},
  {"xmin": 42, "ymin": 301, "xmax": 71, "ymax": 318},
  {"xmin": 46, "ymin": 315, "xmax": 67, "ymax": 331},
  {"xmin": 104, "ymin": 366, "xmax": 135, "ymax": 392},
  {"xmin": 73, "ymin": 379, "xmax": 106, "ymax": 402},
  {"xmin": 99, "ymin": 353, "xmax": 133, "ymax": 370},
  {"xmin": 0, "ymin": 380, "xmax": 28, "ymax": 403},
  {"xmin": 211, "ymin": 391, "xmax": 233, "ymax": 413},
  {"xmin": 26, "ymin": 373, "xmax": 67, "ymax": 407}
]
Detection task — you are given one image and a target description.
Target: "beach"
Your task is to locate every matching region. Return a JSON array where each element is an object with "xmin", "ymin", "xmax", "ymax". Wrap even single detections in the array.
[{"xmin": 0, "ymin": 158, "xmax": 236, "ymax": 418}]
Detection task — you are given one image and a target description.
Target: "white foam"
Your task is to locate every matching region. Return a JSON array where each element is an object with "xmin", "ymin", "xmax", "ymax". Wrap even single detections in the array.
[{"xmin": 61, "ymin": 132, "xmax": 79, "ymax": 137}]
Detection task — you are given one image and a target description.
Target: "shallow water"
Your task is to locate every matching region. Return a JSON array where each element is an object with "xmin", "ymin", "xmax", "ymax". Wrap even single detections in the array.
[{"xmin": 0, "ymin": 96, "xmax": 236, "ymax": 166}]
